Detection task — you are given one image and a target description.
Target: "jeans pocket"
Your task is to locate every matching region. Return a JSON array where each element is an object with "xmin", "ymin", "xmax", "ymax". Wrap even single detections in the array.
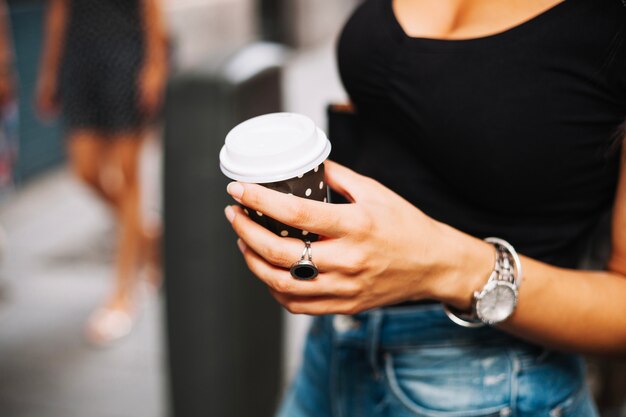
[
  {"xmin": 384, "ymin": 344, "xmax": 513, "ymax": 417},
  {"xmin": 514, "ymin": 351, "xmax": 598, "ymax": 417},
  {"xmin": 547, "ymin": 385, "xmax": 599, "ymax": 417}
]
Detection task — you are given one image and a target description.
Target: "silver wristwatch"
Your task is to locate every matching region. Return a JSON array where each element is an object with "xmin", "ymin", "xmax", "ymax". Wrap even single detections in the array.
[{"xmin": 444, "ymin": 237, "xmax": 523, "ymax": 328}]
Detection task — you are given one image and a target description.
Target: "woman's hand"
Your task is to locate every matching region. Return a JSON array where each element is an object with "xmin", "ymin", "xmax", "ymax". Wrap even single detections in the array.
[
  {"xmin": 225, "ymin": 160, "xmax": 492, "ymax": 315},
  {"xmin": 0, "ymin": 68, "xmax": 14, "ymax": 107},
  {"xmin": 34, "ymin": 72, "xmax": 60, "ymax": 120},
  {"xmin": 138, "ymin": 57, "xmax": 167, "ymax": 119}
]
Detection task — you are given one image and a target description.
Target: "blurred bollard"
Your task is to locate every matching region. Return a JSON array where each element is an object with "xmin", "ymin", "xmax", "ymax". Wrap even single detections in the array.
[
  {"xmin": 164, "ymin": 42, "xmax": 288, "ymax": 417},
  {"xmin": 259, "ymin": 0, "xmax": 287, "ymax": 44}
]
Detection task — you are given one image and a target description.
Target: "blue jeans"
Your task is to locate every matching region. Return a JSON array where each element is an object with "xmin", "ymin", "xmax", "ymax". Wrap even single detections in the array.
[{"xmin": 277, "ymin": 304, "xmax": 599, "ymax": 417}]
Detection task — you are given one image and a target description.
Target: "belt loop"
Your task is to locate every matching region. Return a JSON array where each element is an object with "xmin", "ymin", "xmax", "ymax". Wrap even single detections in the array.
[
  {"xmin": 366, "ymin": 309, "xmax": 384, "ymax": 378},
  {"xmin": 507, "ymin": 348, "xmax": 521, "ymax": 417}
]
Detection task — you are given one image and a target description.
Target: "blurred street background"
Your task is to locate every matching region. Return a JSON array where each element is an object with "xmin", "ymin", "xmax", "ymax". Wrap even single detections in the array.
[
  {"xmin": 0, "ymin": 1, "xmax": 625, "ymax": 417},
  {"xmin": 0, "ymin": 0, "xmax": 350, "ymax": 416}
]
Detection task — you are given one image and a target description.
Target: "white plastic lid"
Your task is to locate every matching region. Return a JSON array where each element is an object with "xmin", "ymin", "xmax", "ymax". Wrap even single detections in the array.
[{"xmin": 219, "ymin": 112, "xmax": 332, "ymax": 183}]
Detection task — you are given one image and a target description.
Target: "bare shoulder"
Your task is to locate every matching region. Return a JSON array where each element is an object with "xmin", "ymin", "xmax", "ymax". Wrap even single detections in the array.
[{"xmin": 609, "ymin": 136, "xmax": 626, "ymax": 275}]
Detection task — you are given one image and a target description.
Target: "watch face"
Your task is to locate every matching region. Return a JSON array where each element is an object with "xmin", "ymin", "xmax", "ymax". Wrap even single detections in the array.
[{"xmin": 476, "ymin": 283, "xmax": 517, "ymax": 324}]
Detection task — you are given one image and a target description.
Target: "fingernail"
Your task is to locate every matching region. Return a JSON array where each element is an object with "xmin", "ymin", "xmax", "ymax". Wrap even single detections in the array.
[
  {"xmin": 236, "ymin": 239, "xmax": 247, "ymax": 253},
  {"xmin": 227, "ymin": 182, "xmax": 244, "ymax": 200},
  {"xmin": 224, "ymin": 205, "xmax": 235, "ymax": 223}
]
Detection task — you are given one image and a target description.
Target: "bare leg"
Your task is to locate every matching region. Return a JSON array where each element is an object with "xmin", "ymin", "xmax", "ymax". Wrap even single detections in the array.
[
  {"xmin": 105, "ymin": 132, "xmax": 144, "ymax": 311},
  {"xmin": 83, "ymin": 130, "xmax": 146, "ymax": 344},
  {"xmin": 72, "ymin": 128, "xmax": 161, "ymax": 343},
  {"xmin": 67, "ymin": 129, "xmax": 120, "ymax": 210}
]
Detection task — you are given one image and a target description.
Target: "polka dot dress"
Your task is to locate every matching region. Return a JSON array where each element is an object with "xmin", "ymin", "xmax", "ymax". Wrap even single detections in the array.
[
  {"xmin": 240, "ymin": 163, "xmax": 329, "ymax": 242},
  {"xmin": 60, "ymin": 0, "xmax": 147, "ymax": 133}
]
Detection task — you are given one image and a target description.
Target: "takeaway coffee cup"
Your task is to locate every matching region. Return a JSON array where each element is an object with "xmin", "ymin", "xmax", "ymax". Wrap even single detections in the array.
[{"xmin": 220, "ymin": 112, "xmax": 332, "ymax": 242}]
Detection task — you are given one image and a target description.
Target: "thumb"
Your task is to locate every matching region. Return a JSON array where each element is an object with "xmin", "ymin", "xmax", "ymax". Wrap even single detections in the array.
[{"xmin": 323, "ymin": 160, "xmax": 368, "ymax": 203}]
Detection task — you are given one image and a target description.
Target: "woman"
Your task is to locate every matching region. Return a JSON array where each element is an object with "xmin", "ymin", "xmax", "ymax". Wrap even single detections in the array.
[
  {"xmin": 36, "ymin": 0, "xmax": 168, "ymax": 345},
  {"xmin": 225, "ymin": 0, "xmax": 626, "ymax": 416}
]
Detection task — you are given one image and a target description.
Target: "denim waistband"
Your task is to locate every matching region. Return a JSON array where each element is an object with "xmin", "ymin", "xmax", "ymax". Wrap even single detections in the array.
[
  {"xmin": 289, "ymin": 304, "xmax": 590, "ymax": 417},
  {"xmin": 322, "ymin": 303, "xmax": 532, "ymax": 351}
]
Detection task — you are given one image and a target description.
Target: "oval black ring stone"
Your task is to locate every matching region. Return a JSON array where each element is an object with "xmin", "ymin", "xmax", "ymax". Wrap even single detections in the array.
[{"xmin": 290, "ymin": 264, "xmax": 318, "ymax": 280}]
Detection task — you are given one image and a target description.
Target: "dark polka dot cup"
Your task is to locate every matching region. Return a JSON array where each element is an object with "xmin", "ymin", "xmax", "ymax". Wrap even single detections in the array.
[
  {"xmin": 220, "ymin": 113, "xmax": 332, "ymax": 242},
  {"xmin": 242, "ymin": 164, "xmax": 328, "ymax": 242}
]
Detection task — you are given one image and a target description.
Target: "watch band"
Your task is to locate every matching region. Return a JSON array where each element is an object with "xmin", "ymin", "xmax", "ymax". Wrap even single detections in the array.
[
  {"xmin": 443, "ymin": 237, "xmax": 522, "ymax": 328},
  {"xmin": 487, "ymin": 237, "xmax": 522, "ymax": 288}
]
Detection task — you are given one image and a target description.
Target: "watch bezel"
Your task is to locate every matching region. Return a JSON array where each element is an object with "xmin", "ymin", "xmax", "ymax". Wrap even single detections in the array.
[{"xmin": 474, "ymin": 280, "xmax": 519, "ymax": 325}]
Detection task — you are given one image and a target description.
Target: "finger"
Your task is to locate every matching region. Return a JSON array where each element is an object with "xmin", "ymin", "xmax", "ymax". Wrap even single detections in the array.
[
  {"xmin": 324, "ymin": 160, "xmax": 369, "ymax": 203},
  {"xmin": 228, "ymin": 205, "xmax": 352, "ymax": 272},
  {"xmin": 227, "ymin": 182, "xmax": 353, "ymax": 238},
  {"xmin": 238, "ymin": 239, "xmax": 360, "ymax": 298},
  {"xmin": 269, "ymin": 289, "xmax": 362, "ymax": 316}
]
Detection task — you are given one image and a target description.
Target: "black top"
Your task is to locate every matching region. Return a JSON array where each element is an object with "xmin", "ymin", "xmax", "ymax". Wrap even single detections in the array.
[{"xmin": 336, "ymin": 0, "xmax": 626, "ymax": 268}]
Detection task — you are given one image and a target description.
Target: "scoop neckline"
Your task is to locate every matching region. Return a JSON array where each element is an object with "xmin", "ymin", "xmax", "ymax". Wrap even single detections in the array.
[{"xmin": 386, "ymin": 0, "xmax": 576, "ymax": 48}]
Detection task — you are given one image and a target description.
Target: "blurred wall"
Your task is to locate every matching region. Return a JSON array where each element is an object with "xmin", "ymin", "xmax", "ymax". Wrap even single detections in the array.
[
  {"xmin": 283, "ymin": 0, "xmax": 360, "ymax": 48},
  {"xmin": 9, "ymin": 0, "xmax": 64, "ymax": 183},
  {"xmin": 163, "ymin": 0, "xmax": 257, "ymax": 71}
]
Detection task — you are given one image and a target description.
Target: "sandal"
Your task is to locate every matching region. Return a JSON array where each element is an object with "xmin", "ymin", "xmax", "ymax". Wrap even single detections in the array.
[{"xmin": 84, "ymin": 307, "xmax": 135, "ymax": 347}]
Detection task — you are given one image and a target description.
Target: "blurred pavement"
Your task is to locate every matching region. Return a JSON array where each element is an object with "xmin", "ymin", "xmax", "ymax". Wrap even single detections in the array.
[
  {"xmin": 0, "ymin": 37, "xmax": 347, "ymax": 417},
  {"xmin": 0, "ymin": 163, "xmax": 166, "ymax": 417}
]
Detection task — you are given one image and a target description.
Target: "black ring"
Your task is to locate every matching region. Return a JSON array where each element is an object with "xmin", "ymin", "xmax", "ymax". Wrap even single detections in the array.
[{"xmin": 290, "ymin": 240, "xmax": 318, "ymax": 280}]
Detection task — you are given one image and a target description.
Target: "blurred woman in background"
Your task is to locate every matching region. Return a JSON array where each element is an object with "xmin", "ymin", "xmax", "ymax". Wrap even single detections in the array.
[{"xmin": 36, "ymin": 0, "xmax": 168, "ymax": 346}]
